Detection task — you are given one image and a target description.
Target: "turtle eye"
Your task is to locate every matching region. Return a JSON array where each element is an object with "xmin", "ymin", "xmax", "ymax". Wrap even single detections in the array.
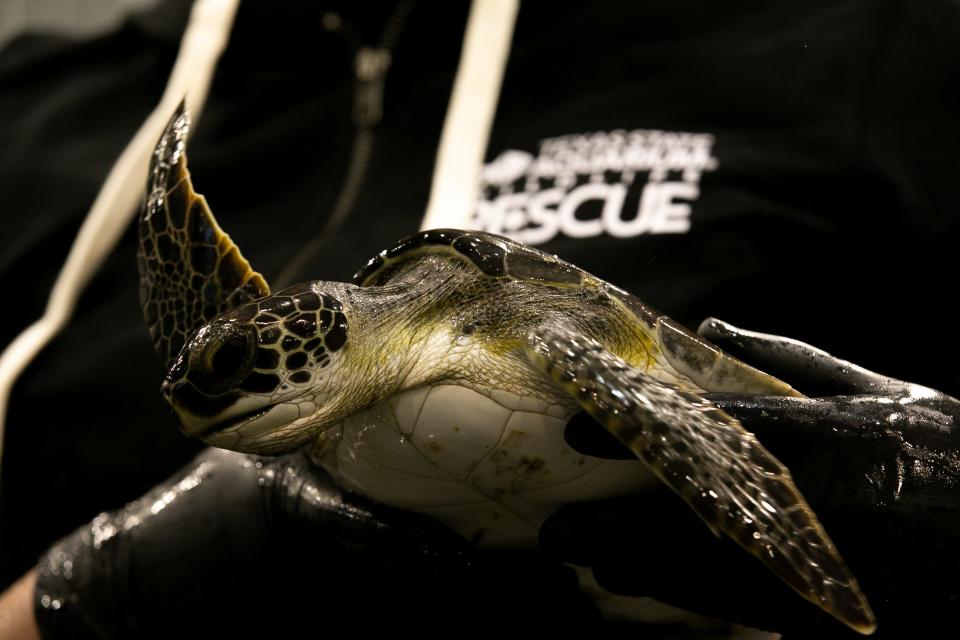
[
  {"xmin": 207, "ymin": 334, "xmax": 250, "ymax": 379},
  {"xmin": 191, "ymin": 323, "xmax": 256, "ymax": 394}
]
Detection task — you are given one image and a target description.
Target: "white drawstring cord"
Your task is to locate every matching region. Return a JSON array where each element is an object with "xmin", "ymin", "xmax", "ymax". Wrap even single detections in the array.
[
  {"xmin": 420, "ymin": 0, "xmax": 518, "ymax": 231},
  {"xmin": 0, "ymin": 0, "xmax": 241, "ymax": 474}
]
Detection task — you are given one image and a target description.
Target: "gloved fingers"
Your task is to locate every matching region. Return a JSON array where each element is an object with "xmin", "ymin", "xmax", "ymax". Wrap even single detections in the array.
[
  {"xmin": 697, "ymin": 318, "xmax": 908, "ymax": 396},
  {"xmin": 707, "ymin": 392, "xmax": 960, "ymax": 514},
  {"xmin": 564, "ymin": 392, "xmax": 910, "ymax": 453},
  {"xmin": 562, "ymin": 391, "xmax": 922, "ymax": 467},
  {"xmin": 707, "ymin": 394, "xmax": 900, "ymax": 438},
  {"xmin": 714, "ymin": 392, "xmax": 958, "ymax": 437},
  {"xmin": 259, "ymin": 450, "xmax": 476, "ymax": 572},
  {"xmin": 34, "ymin": 447, "xmax": 272, "ymax": 638}
]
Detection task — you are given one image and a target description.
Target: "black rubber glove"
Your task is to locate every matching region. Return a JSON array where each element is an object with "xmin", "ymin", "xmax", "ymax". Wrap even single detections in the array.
[
  {"xmin": 541, "ymin": 318, "xmax": 960, "ymax": 638},
  {"xmin": 34, "ymin": 448, "xmax": 596, "ymax": 638}
]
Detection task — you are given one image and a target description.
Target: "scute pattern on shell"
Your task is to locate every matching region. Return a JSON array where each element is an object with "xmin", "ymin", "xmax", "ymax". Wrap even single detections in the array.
[
  {"xmin": 137, "ymin": 102, "xmax": 270, "ymax": 369},
  {"xmin": 353, "ymin": 228, "xmax": 585, "ymax": 289},
  {"xmin": 160, "ymin": 282, "xmax": 348, "ymax": 419}
]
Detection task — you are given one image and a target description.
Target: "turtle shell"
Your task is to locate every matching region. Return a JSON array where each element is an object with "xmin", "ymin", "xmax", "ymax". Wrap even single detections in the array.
[
  {"xmin": 353, "ymin": 228, "xmax": 664, "ymax": 330},
  {"xmin": 353, "ymin": 229, "xmax": 586, "ymax": 288}
]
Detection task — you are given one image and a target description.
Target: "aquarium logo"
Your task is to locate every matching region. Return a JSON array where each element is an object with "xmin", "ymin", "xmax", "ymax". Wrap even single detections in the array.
[{"xmin": 471, "ymin": 129, "xmax": 718, "ymax": 246}]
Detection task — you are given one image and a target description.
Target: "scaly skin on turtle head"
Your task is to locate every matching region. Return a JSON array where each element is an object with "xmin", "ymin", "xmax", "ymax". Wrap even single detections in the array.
[{"xmin": 160, "ymin": 281, "xmax": 365, "ymax": 454}]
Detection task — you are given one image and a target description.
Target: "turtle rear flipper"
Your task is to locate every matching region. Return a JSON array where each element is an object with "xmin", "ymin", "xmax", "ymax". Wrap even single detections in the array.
[
  {"xmin": 138, "ymin": 102, "xmax": 270, "ymax": 369},
  {"xmin": 525, "ymin": 325, "xmax": 876, "ymax": 635}
]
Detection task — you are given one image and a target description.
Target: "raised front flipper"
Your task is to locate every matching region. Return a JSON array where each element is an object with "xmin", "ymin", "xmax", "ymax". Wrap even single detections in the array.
[
  {"xmin": 524, "ymin": 325, "xmax": 875, "ymax": 635},
  {"xmin": 138, "ymin": 102, "xmax": 270, "ymax": 369}
]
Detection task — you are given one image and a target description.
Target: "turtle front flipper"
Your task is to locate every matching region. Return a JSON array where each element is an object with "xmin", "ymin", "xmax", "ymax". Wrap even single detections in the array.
[
  {"xmin": 525, "ymin": 325, "xmax": 876, "ymax": 635},
  {"xmin": 138, "ymin": 102, "xmax": 270, "ymax": 369}
]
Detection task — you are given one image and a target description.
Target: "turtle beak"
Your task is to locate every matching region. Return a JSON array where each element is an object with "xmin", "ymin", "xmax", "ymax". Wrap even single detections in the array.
[
  {"xmin": 160, "ymin": 378, "xmax": 251, "ymax": 438},
  {"xmin": 161, "ymin": 379, "xmax": 218, "ymax": 437},
  {"xmin": 161, "ymin": 377, "xmax": 310, "ymax": 453}
]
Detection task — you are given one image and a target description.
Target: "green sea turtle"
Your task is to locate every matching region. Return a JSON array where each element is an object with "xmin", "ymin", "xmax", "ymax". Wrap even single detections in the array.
[{"xmin": 138, "ymin": 103, "xmax": 875, "ymax": 634}]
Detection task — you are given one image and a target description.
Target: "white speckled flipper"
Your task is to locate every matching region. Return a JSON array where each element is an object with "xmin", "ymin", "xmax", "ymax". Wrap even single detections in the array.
[{"xmin": 524, "ymin": 325, "xmax": 876, "ymax": 635}]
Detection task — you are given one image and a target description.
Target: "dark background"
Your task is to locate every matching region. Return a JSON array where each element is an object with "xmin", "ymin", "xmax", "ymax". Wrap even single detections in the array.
[{"xmin": 0, "ymin": 0, "xmax": 957, "ymax": 621}]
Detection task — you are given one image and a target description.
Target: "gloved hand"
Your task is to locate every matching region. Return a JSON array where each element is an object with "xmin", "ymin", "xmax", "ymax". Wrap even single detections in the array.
[
  {"xmin": 34, "ymin": 448, "xmax": 596, "ymax": 638},
  {"xmin": 540, "ymin": 318, "xmax": 960, "ymax": 638}
]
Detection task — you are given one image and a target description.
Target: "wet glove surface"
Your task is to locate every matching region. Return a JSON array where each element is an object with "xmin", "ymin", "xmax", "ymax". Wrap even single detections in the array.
[
  {"xmin": 34, "ymin": 448, "xmax": 597, "ymax": 638},
  {"xmin": 541, "ymin": 319, "xmax": 960, "ymax": 638}
]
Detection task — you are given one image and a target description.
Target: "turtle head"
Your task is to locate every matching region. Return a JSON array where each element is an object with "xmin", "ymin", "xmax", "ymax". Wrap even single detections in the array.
[
  {"xmin": 161, "ymin": 282, "xmax": 357, "ymax": 454},
  {"xmin": 139, "ymin": 106, "xmax": 372, "ymax": 454}
]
